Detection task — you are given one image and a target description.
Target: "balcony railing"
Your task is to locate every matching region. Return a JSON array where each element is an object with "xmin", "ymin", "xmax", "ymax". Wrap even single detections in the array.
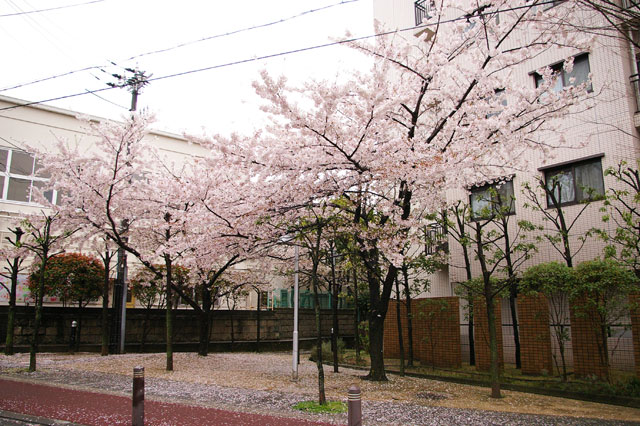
[
  {"xmin": 630, "ymin": 73, "xmax": 640, "ymax": 112},
  {"xmin": 424, "ymin": 223, "xmax": 447, "ymax": 256},
  {"xmin": 414, "ymin": 0, "xmax": 435, "ymax": 26}
]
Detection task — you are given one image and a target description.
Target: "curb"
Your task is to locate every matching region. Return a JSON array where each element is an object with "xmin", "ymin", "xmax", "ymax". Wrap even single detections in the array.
[
  {"xmin": 0, "ymin": 409, "xmax": 88, "ymax": 426},
  {"xmin": 330, "ymin": 362, "xmax": 640, "ymax": 409}
]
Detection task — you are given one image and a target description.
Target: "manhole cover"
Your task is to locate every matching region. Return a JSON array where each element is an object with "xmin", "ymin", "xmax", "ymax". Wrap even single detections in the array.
[{"xmin": 416, "ymin": 391, "xmax": 448, "ymax": 401}]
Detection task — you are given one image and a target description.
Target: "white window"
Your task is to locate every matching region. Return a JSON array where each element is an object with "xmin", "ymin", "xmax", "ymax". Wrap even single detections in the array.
[
  {"xmin": 534, "ymin": 54, "xmax": 592, "ymax": 93},
  {"xmin": 544, "ymin": 157, "xmax": 604, "ymax": 207},
  {"xmin": 470, "ymin": 179, "xmax": 515, "ymax": 219},
  {"xmin": 0, "ymin": 148, "xmax": 56, "ymax": 205}
]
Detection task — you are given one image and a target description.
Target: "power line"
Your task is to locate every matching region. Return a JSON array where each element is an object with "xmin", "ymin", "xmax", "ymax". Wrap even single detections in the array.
[
  {"xmin": 0, "ymin": 0, "xmax": 359, "ymax": 94},
  {"xmin": 123, "ymin": 0, "xmax": 361, "ymax": 63},
  {"xmin": 0, "ymin": 0, "xmax": 557, "ymax": 112},
  {"xmin": 0, "ymin": 0, "xmax": 105, "ymax": 18}
]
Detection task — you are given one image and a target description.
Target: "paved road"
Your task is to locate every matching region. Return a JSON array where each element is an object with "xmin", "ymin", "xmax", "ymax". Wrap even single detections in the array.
[{"xmin": 0, "ymin": 379, "xmax": 333, "ymax": 426}]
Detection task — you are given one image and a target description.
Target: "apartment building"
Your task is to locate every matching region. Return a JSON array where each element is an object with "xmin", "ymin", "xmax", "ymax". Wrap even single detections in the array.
[{"xmin": 374, "ymin": 0, "xmax": 640, "ymax": 368}]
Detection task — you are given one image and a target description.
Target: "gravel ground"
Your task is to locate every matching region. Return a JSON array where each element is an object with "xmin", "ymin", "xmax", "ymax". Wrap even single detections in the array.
[{"xmin": 1, "ymin": 352, "xmax": 639, "ymax": 425}]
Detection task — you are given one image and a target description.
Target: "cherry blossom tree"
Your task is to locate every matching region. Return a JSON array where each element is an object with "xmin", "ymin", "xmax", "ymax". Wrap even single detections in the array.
[
  {"xmin": 250, "ymin": 0, "xmax": 593, "ymax": 388},
  {"xmin": 1, "ymin": 224, "xmax": 27, "ymax": 355},
  {"xmin": 15, "ymin": 212, "xmax": 74, "ymax": 371},
  {"xmin": 36, "ymin": 113, "xmax": 196, "ymax": 370}
]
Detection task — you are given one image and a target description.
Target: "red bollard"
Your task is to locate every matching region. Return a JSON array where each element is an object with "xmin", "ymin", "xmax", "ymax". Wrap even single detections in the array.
[
  {"xmin": 132, "ymin": 366, "xmax": 144, "ymax": 426},
  {"xmin": 348, "ymin": 385, "xmax": 362, "ymax": 426}
]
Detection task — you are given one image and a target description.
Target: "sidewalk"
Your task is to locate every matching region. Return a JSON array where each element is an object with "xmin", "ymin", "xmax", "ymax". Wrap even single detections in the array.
[{"xmin": 0, "ymin": 378, "xmax": 334, "ymax": 426}]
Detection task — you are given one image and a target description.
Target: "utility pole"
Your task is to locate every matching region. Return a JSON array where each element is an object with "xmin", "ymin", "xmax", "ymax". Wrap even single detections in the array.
[
  {"xmin": 107, "ymin": 67, "xmax": 150, "ymax": 354},
  {"xmin": 107, "ymin": 67, "xmax": 151, "ymax": 112}
]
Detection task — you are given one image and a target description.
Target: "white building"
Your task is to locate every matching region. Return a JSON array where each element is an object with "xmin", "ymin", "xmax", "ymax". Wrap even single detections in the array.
[{"xmin": 373, "ymin": 0, "xmax": 640, "ymax": 368}]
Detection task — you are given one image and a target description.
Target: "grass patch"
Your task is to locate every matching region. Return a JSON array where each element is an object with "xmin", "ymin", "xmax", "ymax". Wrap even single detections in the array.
[{"xmin": 293, "ymin": 400, "xmax": 347, "ymax": 414}]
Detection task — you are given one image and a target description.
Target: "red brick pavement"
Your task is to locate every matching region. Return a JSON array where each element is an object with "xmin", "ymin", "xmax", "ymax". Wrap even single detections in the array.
[{"xmin": 0, "ymin": 378, "xmax": 337, "ymax": 426}]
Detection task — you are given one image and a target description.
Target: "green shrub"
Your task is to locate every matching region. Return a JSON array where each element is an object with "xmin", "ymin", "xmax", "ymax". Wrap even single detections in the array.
[{"xmin": 310, "ymin": 338, "xmax": 346, "ymax": 363}]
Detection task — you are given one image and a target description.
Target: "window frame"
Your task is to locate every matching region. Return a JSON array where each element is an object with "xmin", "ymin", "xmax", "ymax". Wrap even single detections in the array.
[
  {"xmin": 469, "ymin": 178, "xmax": 516, "ymax": 221},
  {"xmin": 533, "ymin": 53, "xmax": 592, "ymax": 93},
  {"xmin": 0, "ymin": 147, "xmax": 57, "ymax": 205},
  {"xmin": 541, "ymin": 155, "xmax": 605, "ymax": 208}
]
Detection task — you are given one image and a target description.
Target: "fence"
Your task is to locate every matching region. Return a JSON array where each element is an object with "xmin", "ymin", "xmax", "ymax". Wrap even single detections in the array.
[{"xmin": 272, "ymin": 289, "xmax": 354, "ymax": 310}]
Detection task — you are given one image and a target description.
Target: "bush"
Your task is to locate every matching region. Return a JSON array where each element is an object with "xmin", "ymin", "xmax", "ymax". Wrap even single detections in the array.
[
  {"xmin": 310, "ymin": 338, "xmax": 346, "ymax": 363},
  {"xmin": 358, "ymin": 321, "xmax": 369, "ymax": 353}
]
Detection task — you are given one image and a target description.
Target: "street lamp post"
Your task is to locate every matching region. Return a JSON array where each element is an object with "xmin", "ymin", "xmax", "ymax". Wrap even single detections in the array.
[{"xmin": 292, "ymin": 244, "xmax": 299, "ymax": 381}]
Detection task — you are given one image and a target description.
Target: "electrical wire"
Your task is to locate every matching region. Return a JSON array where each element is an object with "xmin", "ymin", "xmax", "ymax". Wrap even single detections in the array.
[
  {"xmin": 0, "ymin": 0, "xmax": 360, "ymax": 94},
  {"xmin": 0, "ymin": 0, "xmax": 558, "ymax": 112},
  {"xmin": 123, "ymin": 0, "xmax": 361, "ymax": 63},
  {"xmin": 0, "ymin": 0, "xmax": 104, "ymax": 18}
]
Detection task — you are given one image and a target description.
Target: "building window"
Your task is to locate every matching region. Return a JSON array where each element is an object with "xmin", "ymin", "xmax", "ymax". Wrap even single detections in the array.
[
  {"xmin": 486, "ymin": 88, "xmax": 507, "ymax": 118},
  {"xmin": 0, "ymin": 148, "xmax": 56, "ymax": 205},
  {"xmin": 544, "ymin": 157, "xmax": 604, "ymax": 207},
  {"xmin": 534, "ymin": 53, "xmax": 592, "ymax": 93},
  {"xmin": 470, "ymin": 179, "xmax": 515, "ymax": 219}
]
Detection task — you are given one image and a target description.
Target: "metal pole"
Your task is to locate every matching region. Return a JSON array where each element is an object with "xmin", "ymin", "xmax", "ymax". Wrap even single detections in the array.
[
  {"xmin": 292, "ymin": 244, "xmax": 299, "ymax": 380},
  {"xmin": 119, "ymin": 254, "xmax": 127, "ymax": 354},
  {"xmin": 132, "ymin": 366, "xmax": 144, "ymax": 426},
  {"xmin": 348, "ymin": 385, "xmax": 362, "ymax": 426}
]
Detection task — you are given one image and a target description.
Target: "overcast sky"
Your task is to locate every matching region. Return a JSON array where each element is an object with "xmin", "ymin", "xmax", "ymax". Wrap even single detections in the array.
[{"xmin": 0, "ymin": 0, "xmax": 374, "ymax": 137}]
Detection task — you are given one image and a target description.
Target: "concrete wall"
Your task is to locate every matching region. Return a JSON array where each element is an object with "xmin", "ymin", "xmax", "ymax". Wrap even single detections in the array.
[{"xmin": 0, "ymin": 306, "xmax": 356, "ymax": 353}]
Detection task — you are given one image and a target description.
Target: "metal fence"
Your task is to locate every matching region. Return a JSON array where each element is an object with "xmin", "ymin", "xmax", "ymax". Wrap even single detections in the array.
[{"xmin": 271, "ymin": 288, "xmax": 354, "ymax": 310}]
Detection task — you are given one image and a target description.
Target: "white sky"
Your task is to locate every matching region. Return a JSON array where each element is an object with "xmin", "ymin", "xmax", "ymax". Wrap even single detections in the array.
[{"xmin": 0, "ymin": 0, "xmax": 374, "ymax": 137}]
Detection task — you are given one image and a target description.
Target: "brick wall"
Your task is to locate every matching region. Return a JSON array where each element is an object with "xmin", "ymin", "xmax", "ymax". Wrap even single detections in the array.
[
  {"xmin": 518, "ymin": 294, "xmax": 553, "ymax": 375},
  {"xmin": 384, "ymin": 297, "xmax": 461, "ymax": 368},
  {"xmin": 569, "ymin": 296, "xmax": 608, "ymax": 380},
  {"xmin": 384, "ymin": 299, "xmax": 410, "ymax": 360},
  {"xmin": 474, "ymin": 297, "xmax": 504, "ymax": 372}
]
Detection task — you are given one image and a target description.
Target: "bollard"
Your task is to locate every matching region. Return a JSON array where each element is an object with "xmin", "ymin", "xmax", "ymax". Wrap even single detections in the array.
[
  {"xmin": 132, "ymin": 366, "xmax": 144, "ymax": 426},
  {"xmin": 70, "ymin": 320, "xmax": 77, "ymax": 353},
  {"xmin": 347, "ymin": 385, "xmax": 362, "ymax": 426}
]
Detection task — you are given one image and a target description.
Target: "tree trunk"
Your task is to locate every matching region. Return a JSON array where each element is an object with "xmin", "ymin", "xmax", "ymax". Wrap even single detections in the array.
[
  {"xmin": 312, "ymin": 265, "xmax": 326, "ymax": 405},
  {"xmin": 256, "ymin": 290, "xmax": 261, "ymax": 353},
  {"xmin": 363, "ymin": 262, "xmax": 396, "ymax": 381},
  {"xmin": 367, "ymin": 311, "xmax": 387, "ymax": 381},
  {"xmin": 198, "ymin": 287, "xmax": 212, "ymax": 356},
  {"xmin": 165, "ymin": 256, "xmax": 173, "ymax": 371},
  {"xmin": 330, "ymin": 246, "xmax": 339, "ymax": 373},
  {"xmin": 5, "ymin": 261, "xmax": 19, "ymax": 356},
  {"xmin": 475, "ymin": 223, "xmax": 501, "ymax": 398},
  {"xmin": 395, "ymin": 277, "xmax": 405, "ymax": 376},
  {"xmin": 29, "ymin": 259, "xmax": 48, "ymax": 372},
  {"xmin": 486, "ymin": 293, "xmax": 501, "ymax": 398},
  {"xmin": 100, "ymin": 261, "xmax": 110, "ymax": 356},
  {"xmin": 141, "ymin": 306, "xmax": 151, "ymax": 352},
  {"xmin": 402, "ymin": 265, "xmax": 413, "ymax": 367},
  {"xmin": 353, "ymin": 265, "xmax": 360, "ymax": 362},
  {"xmin": 468, "ymin": 298, "xmax": 475, "ymax": 367},
  {"xmin": 230, "ymin": 304, "xmax": 235, "ymax": 346},
  {"xmin": 75, "ymin": 300, "xmax": 83, "ymax": 353},
  {"xmin": 508, "ymin": 286, "xmax": 521, "ymax": 369}
]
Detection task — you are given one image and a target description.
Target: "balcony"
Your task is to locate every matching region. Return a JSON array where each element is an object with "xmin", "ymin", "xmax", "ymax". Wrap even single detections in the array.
[
  {"xmin": 414, "ymin": 0, "xmax": 435, "ymax": 26},
  {"xmin": 424, "ymin": 223, "xmax": 448, "ymax": 256}
]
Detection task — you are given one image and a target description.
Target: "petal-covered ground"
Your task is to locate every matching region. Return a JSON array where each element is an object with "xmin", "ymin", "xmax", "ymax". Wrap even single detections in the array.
[{"xmin": 0, "ymin": 352, "xmax": 638, "ymax": 425}]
